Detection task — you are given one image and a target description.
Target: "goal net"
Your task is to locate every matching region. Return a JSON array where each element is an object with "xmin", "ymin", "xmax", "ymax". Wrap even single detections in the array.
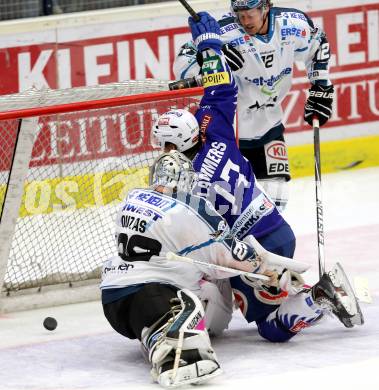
[{"xmin": 0, "ymin": 80, "xmax": 202, "ymax": 312}]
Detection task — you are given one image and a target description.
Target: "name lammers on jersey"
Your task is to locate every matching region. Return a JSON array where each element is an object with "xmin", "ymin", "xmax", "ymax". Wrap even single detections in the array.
[{"xmin": 195, "ymin": 141, "xmax": 226, "ymax": 197}]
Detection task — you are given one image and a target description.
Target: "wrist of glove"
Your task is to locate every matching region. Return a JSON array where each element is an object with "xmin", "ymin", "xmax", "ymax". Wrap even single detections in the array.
[
  {"xmin": 189, "ymin": 12, "xmax": 222, "ymax": 52},
  {"xmin": 304, "ymin": 84, "xmax": 334, "ymax": 127}
]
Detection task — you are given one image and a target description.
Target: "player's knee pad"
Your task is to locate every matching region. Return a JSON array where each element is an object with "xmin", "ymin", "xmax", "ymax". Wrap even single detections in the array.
[
  {"xmin": 141, "ymin": 289, "xmax": 221, "ymax": 388},
  {"xmin": 198, "ymin": 279, "xmax": 233, "ymax": 336},
  {"xmin": 258, "ymin": 177, "xmax": 289, "ymax": 212},
  {"xmin": 257, "ymin": 292, "xmax": 324, "ymax": 342}
]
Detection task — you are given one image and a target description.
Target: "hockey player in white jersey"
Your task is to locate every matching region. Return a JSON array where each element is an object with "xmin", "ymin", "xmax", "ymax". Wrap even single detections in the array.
[
  {"xmin": 101, "ymin": 150, "xmax": 272, "ymax": 387},
  {"xmin": 173, "ymin": 0, "xmax": 334, "ymax": 210}
]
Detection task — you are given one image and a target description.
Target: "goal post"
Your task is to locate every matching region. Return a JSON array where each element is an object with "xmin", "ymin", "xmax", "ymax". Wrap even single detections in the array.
[{"xmin": 0, "ymin": 81, "xmax": 203, "ymax": 313}]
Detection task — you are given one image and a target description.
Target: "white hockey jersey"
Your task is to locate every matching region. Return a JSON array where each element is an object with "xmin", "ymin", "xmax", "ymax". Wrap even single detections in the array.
[
  {"xmin": 173, "ymin": 7, "xmax": 331, "ymax": 140},
  {"xmin": 100, "ymin": 188, "xmax": 256, "ymax": 296}
]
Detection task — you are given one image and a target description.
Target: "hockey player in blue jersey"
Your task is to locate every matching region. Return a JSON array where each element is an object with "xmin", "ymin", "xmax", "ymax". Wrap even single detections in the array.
[
  {"xmin": 152, "ymin": 11, "xmax": 362, "ymax": 341},
  {"xmin": 102, "ymin": 150, "xmax": 362, "ymax": 387},
  {"xmin": 173, "ymin": 1, "xmax": 334, "ymax": 211}
]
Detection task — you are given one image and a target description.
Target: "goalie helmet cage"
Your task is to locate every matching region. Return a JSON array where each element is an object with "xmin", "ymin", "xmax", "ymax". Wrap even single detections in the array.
[{"xmin": 0, "ymin": 80, "xmax": 203, "ymax": 313}]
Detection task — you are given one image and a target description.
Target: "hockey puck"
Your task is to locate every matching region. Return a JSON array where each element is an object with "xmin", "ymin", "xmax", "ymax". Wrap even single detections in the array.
[{"xmin": 43, "ymin": 316, "xmax": 57, "ymax": 331}]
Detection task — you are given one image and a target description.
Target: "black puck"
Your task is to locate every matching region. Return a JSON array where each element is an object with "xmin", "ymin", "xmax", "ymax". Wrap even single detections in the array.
[{"xmin": 43, "ymin": 316, "xmax": 57, "ymax": 331}]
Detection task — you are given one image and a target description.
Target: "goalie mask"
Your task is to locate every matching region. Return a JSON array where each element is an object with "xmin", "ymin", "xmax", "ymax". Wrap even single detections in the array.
[
  {"xmin": 149, "ymin": 150, "xmax": 197, "ymax": 192},
  {"xmin": 152, "ymin": 109, "xmax": 199, "ymax": 152}
]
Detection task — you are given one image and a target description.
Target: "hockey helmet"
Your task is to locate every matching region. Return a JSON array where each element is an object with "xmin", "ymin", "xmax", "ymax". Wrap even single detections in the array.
[
  {"xmin": 231, "ymin": 0, "xmax": 269, "ymax": 11},
  {"xmin": 152, "ymin": 109, "xmax": 199, "ymax": 152},
  {"xmin": 149, "ymin": 150, "xmax": 197, "ymax": 192}
]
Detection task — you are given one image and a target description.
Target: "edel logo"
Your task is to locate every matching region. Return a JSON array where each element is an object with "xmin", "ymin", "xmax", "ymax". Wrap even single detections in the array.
[{"xmin": 267, "ymin": 142, "xmax": 287, "ymax": 160}]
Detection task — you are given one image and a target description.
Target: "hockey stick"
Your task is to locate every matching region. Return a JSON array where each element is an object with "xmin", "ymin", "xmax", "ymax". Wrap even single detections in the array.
[
  {"xmin": 178, "ymin": 0, "xmax": 200, "ymax": 21},
  {"xmin": 166, "ymin": 251, "xmax": 271, "ymax": 282},
  {"xmin": 313, "ymin": 116, "xmax": 326, "ymax": 278}
]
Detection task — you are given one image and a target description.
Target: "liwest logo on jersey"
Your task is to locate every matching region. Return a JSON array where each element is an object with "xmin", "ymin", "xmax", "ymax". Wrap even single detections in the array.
[{"xmin": 229, "ymin": 34, "xmax": 252, "ymax": 48}]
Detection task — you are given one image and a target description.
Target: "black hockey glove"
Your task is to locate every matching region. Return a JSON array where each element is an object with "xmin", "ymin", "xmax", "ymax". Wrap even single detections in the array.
[
  {"xmin": 304, "ymin": 84, "xmax": 334, "ymax": 126},
  {"xmin": 222, "ymin": 44, "xmax": 244, "ymax": 71}
]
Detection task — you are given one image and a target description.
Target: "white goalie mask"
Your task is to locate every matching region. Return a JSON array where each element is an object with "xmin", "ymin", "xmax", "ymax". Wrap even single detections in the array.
[
  {"xmin": 152, "ymin": 109, "xmax": 199, "ymax": 152},
  {"xmin": 149, "ymin": 150, "xmax": 197, "ymax": 192}
]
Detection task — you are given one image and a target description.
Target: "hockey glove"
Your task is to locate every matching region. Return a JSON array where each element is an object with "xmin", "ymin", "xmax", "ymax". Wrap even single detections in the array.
[
  {"xmin": 222, "ymin": 44, "xmax": 244, "ymax": 71},
  {"xmin": 189, "ymin": 12, "xmax": 222, "ymax": 53},
  {"xmin": 304, "ymin": 84, "xmax": 334, "ymax": 126},
  {"xmin": 231, "ymin": 237, "xmax": 263, "ymax": 274}
]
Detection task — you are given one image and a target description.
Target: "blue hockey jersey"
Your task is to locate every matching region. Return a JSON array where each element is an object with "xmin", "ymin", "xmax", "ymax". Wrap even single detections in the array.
[{"xmin": 192, "ymin": 49, "xmax": 285, "ymax": 239}]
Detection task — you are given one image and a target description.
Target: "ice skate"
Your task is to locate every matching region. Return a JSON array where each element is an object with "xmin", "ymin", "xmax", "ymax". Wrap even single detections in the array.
[{"xmin": 312, "ymin": 262, "xmax": 364, "ymax": 328}]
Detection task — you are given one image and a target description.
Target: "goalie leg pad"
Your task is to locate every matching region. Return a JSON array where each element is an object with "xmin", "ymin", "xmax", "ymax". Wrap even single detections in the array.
[
  {"xmin": 142, "ymin": 289, "xmax": 221, "ymax": 388},
  {"xmin": 198, "ymin": 279, "xmax": 233, "ymax": 336}
]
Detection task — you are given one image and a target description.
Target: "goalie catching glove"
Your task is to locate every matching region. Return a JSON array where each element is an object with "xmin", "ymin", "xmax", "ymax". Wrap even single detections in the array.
[{"xmin": 304, "ymin": 83, "xmax": 334, "ymax": 126}]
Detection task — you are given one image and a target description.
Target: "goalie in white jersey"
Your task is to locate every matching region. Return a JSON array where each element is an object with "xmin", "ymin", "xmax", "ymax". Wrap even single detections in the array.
[
  {"xmin": 100, "ymin": 150, "xmax": 270, "ymax": 387},
  {"xmin": 173, "ymin": 0, "xmax": 334, "ymax": 210}
]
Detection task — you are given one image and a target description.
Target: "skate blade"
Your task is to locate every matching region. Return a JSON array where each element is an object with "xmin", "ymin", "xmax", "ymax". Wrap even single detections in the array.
[
  {"xmin": 354, "ymin": 276, "xmax": 373, "ymax": 304},
  {"xmin": 158, "ymin": 360, "xmax": 222, "ymax": 388},
  {"xmin": 330, "ymin": 262, "xmax": 364, "ymax": 326}
]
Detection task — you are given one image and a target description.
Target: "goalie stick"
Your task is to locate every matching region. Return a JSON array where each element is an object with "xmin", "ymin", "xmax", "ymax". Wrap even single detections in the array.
[{"xmin": 166, "ymin": 251, "xmax": 271, "ymax": 283}]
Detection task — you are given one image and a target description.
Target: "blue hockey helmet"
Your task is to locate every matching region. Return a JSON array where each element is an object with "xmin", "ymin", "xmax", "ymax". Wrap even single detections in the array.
[{"xmin": 231, "ymin": 0, "xmax": 269, "ymax": 11}]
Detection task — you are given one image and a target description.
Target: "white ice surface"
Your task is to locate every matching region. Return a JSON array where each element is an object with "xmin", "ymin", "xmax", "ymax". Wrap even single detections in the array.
[{"xmin": 1, "ymin": 167, "xmax": 378, "ymax": 390}]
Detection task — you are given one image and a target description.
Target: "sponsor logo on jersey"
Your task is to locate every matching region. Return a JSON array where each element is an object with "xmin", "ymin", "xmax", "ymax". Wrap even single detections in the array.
[
  {"xmin": 245, "ymin": 67, "xmax": 292, "ymax": 88},
  {"xmin": 266, "ymin": 142, "xmax": 288, "ymax": 161},
  {"xmin": 264, "ymin": 140, "xmax": 290, "ymax": 176},
  {"xmin": 202, "ymin": 56, "xmax": 222, "ymax": 72},
  {"xmin": 229, "ymin": 34, "xmax": 250, "ymax": 48},
  {"xmin": 290, "ymin": 320, "xmax": 311, "ymax": 333},
  {"xmin": 202, "ymin": 72, "xmax": 230, "ymax": 88},
  {"xmin": 231, "ymin": 193, "xmax": 275, "ymax": 238},
  {"xmin": 220, "ymin": 22, "xmax": 239, "ymax": 34},
  {"xmin": 200, "ymin": 114, "xmax": 212, "ymax": 142},
  {"xmin": 281, "ymin": 11, "xmax": 308, "ymax": 22},
  {"xmin": 129, "ymin": 190, "xmax": 176, "ymax": 210},
  {"xmin": 103, "ymin": 262, "xmax": 134, "ymax": 275},
  {"xmin": 121, "ymin": 202, "xmax": 162, "ymax": 221},
  {"xmin": 281, "ymin": 27, "xmax": 307, "ymax": 38}
]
